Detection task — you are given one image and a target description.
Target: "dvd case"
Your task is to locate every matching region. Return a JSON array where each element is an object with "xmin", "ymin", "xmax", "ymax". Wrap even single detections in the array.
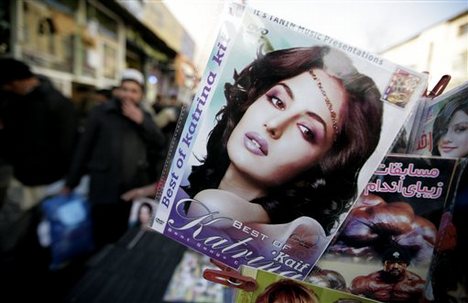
[
  {"xmin": 152, "ymin": 2, "xmax": 427, "ymax": 279},
  {"xmin": 313, "ymin": 154, "xmax": 466, "ymax": 302},
  {"xmin": 407, "ymin": 81, "xmax": 468, "ymax": 157}
]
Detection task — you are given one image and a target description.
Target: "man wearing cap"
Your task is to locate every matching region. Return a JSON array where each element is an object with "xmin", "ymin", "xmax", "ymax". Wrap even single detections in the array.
[
  {"xmin": 350, "ymin": 246, "xmax": 425, "ymax": 302},
  {"xmin": 0, "ymin": 58, "xmax": 77, "ymax": 209},
  {"xmin": 63, "ymin": 68, "xmax": 165, "ymax": 248}
]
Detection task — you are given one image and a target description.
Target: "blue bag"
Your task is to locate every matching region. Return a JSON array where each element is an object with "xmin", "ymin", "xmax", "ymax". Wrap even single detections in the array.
[{"xmin": 41, "ymin": 193, "xmax": 94, "ymax": 269}]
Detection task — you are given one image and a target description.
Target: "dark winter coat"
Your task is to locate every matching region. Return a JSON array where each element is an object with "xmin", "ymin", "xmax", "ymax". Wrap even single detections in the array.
[
  {"xmin": 0, "ymin": 76, "xmax": 78, "ymax": 186},
  {"xmin": 65, "ymin": 98, "xmax": 165, "ymax": 204}
]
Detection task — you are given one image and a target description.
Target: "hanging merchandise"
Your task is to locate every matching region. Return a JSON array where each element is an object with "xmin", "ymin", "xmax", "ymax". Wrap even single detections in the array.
[
  {"xmin": 315, "ymin": 155, "xmax": 467, "ymax": 303},
  {"xmin": 234, "ymin": 267, "xmax": 381, "ymax": 303},
  {"xmin": 151, "ymin": 1, "xmax": 428, "ymax": 280},
  {"xmin": 407, "ymin": 82, "xmax": 468, "ymax": 157}
]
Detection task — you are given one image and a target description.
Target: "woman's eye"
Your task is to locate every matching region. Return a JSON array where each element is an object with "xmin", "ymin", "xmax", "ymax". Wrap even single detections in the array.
[
  {"xmin": 298, "ymin": 124, "xmax": 316, "ymax": 142},
  {"xmin": 454, "ymin": 125, "xmax": 468, "ymax": 133},
  {"xmin": 268, "ymin": 95, "xmax": 286, "ymax": 110}
]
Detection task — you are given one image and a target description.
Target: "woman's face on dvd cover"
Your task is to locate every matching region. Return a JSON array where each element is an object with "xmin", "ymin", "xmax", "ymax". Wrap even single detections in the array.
[
  {"xmin": 138, "ymin": 204, "xmax": 152, "ymax": 226},
  {"xmin": 437, "ymin": 110, "xmax": 468, "ymax": 158},
  {"xmin": 226, "ymin": 69, "xmax": 347, "ymax": 187}
]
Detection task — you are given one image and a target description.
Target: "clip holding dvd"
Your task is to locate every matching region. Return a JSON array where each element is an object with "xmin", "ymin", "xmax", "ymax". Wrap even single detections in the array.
[
  {"xmin": 424, "ymin": 74, "xmax": 451, "ymax": 98},
  {"xmin": 203, "ymin": 259, "xmax": 257, "ymax": 292}
]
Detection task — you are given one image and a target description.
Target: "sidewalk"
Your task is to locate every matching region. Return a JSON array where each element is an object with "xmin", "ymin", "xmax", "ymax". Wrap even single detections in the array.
[
  {"xmin": 65, "ymin": 228, "xmax": 187, "ymax": 303},
  {"xmin": 0, "ymin": 197, "xmax": 187, "ymax": 303}
]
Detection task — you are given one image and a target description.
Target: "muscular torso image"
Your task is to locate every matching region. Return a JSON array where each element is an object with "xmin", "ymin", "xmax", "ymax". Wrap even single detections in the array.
[{"xmin": 351, "ymin": 269, "xmax": 425, "ymax": 302}]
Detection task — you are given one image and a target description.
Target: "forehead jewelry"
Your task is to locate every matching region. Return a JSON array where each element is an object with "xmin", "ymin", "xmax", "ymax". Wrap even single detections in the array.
[{"xmin": 309, "ymin": 69, "xmax": 339, "ymax": 137}]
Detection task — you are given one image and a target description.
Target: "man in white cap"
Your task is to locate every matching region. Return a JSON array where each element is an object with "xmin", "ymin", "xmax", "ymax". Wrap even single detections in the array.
[
  {"xmin": 63, "ymin": 68, "xmax": 165, "ymax": 249},
  {"xmin": 120, "ymin": 68, "xmax": 147, "ymax": 124}
]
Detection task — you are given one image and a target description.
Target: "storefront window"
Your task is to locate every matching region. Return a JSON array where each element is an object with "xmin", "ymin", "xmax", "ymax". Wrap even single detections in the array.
[
  {"xmin": 44, "ymin": 0, "xmax": 78, "ymax": 14},
  {"xmin": 86, "ymin": 2, "xmax": 118, "ymax": 40},
  {"xmin": 80, "ymin": 42, "xmax": 97, "ymax": 78},
  {"xmin": 81, "ymin": 2, "xmax": 119, "ymax": 80},
  {"xmin": 458, "ymin": 23, "xmax": 468, "ymax": 36},
  {"xmin": 103, "ymin": 42, "xmax": 118, "ymax": 79},
  {"xmin": 21, "ymin": 0, "xmax": 75, "ymax": 73}
]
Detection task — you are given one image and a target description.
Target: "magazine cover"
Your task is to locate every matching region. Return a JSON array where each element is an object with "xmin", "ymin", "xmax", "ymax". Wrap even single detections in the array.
[
  {"xmin": 424, "ymin": 159, "xmax": 467, "ymax": 302},
  {"xmin": 312, "ymin": 154, "xmax": 465, "ymax": 302},
  {"xmin": 152, "ymin": 2, "xmax": 428, "ymax": 279},
  {"xmin": 388, "ymin": 95, "xmax": 432, "ymax": 155},
  {"xmin": 407, "ymin": 81, "xmax": 468, "ymax": 157},
  {"xmin": 235, "ymin": 266, "xmax": 380, "ymax": 303},
  {"xmin": 163, "ymin": 250, "xmax": 226, "ymax": 302}
]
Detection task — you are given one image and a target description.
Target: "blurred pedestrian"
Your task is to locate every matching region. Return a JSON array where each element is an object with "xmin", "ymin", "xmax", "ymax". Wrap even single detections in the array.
[
  {"xmin": 0, "ymin": 58, "xmax": 78, "ymax": 209},
  {"xmin": 152, "ymin": 94, "xmax": 183, "ymax": 175},
  {"xmin": 111, "ymin": 85, "xmax": 122, "ymax": 99},
  {"xmin": 63, "ymin": 68, "xmax": 165, "ymax": 248},
  {"xmin": 94, "ymin": 88, "xmax": 112, "ymax": 104}
]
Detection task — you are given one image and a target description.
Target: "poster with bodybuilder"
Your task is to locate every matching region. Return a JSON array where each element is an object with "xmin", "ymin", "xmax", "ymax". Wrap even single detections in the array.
[
  {"xmin": 312, "ymin": 154, "xmax": 465, "ymax": 302},
  {"xmin": 152, "ymin": 2, "xmax": 428, "ymax": 279}
]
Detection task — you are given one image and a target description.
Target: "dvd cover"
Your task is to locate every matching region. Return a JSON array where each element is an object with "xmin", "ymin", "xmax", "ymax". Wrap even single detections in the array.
[{"xmin": 152, "ymin": 2, "xmax": 427, "ymax": 279}]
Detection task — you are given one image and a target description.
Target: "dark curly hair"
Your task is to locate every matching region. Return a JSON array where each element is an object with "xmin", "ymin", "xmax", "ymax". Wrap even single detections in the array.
[
  {"xmin": 186, "ymin": 46, "xmax": 383, "ymax": 234},
  {"xmin": 431, "ymin": 92, "xmax": 468, "ymax": 156}
]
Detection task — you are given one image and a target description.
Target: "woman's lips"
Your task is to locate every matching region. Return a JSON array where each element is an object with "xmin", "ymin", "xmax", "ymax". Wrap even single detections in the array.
[
  {"xmin": 440, "ymin": 145, "xmax": 457, "ymax": 153},
  {"xmin": 244, "ymin": 132, "xmax": 268, "ymax": 156}
]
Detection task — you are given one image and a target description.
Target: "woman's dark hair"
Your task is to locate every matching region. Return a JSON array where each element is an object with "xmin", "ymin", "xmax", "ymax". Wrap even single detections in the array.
[
  {"xmin": 431, "ymin": 95, "xmax": 468, "ymax": 156},
  {"xmin": 186, "ymin": 46, "xmax": 383, "ymax": 234},
  {"xmin": 139, "ymin": 202, "xmax": 152, "ymax": 212},
  {"xmin": 255, "ymin": 279, "xmax": 318, "ymax": 303},
  {"xmin": 138, "ymin": 202, "xmax": 153, "ymax": 222}
]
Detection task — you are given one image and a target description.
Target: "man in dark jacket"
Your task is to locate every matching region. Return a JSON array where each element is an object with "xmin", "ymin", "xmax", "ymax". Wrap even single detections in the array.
[
  {"xmin": 63, "ymin": 68, "xmax": 165, "ymax": 248},
  {"xmin": 0, "ymin": 58, "xmax": 77, "ymax": 208}
]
